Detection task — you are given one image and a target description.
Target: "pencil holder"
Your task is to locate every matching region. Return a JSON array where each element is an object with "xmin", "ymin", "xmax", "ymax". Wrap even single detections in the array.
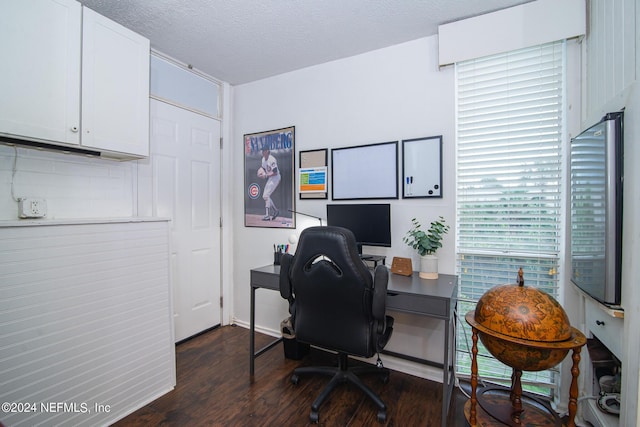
[{"xmin": 274, "ymin": 251, "xmax": 282, "ymax": 265}]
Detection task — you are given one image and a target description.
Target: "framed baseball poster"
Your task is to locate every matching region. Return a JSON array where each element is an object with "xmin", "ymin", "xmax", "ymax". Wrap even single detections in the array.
[{"xmin": 244, "ymin": 126, "xmax": 295, "ymax": 228}]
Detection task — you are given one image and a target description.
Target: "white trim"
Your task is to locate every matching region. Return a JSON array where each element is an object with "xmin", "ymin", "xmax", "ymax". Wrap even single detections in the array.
[
  {"xmin": 150, "ymin": 50, "xmax": 223, "ymax": 120},
  {"xmin": 438, "ymin": 0, "xmax": 585, "ymax": 66},
  {"xmin": 151, "ymin": 49, "xmax": 223, "ymax": 85},
  {"xmin": 231, "ymin": 321, "xmax": 445, "ymax": 383}
]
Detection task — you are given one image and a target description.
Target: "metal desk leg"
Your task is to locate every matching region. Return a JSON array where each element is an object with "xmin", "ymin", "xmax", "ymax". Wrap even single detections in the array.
[
  {"xmin": 442, "ymin": 318, "xmax": 450, "ymax": 427},
  {"xmin": 250, "ymin": 285, "xmax": 256, "ymax": 376},
  {"xmin": 249, "ymin": 284, "xmax": 283, "ymax": 378}
]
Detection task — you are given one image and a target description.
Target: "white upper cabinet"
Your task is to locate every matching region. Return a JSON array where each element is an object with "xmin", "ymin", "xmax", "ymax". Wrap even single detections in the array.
[
  {"xmin": 0, "ymin": 0, "xmax": 150, "ymax": 159},
  {"xmin": 81, "ymin": 7, "xmax": 150, "ymax": 157},
  {"xmin": 0, "ymin": 0, "xmax": 82, "ymax": 145}
]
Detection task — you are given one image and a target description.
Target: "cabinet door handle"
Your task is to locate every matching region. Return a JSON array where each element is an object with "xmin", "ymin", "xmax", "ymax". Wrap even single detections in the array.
[
  {"xmin": 596, "ymin": 320, "xmax": 605, "ymax": 326},
  {"xmin": 70, "ymin": 126, "xmax": 79, "ymax": 133}
]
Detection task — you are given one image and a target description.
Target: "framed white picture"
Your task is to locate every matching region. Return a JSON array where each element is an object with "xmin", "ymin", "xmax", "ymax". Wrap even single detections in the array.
[
  {"xmin": 402, "ymin": 136, "xmax": 442, "ymax": 198},
  {"xmin": 331, "ymin": 141, "xmax": 398, "ymax": 200}
]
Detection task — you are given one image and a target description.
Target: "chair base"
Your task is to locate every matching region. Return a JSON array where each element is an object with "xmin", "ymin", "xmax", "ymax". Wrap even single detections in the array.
[{"xmin": 291, "ymin": 352, "xmax": 389, "ymax": 424}]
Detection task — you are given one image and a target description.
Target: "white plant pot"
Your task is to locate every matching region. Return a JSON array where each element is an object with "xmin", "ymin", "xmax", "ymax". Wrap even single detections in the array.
[{"xmin": 419, "ymin": 254, "xmax": 438, "ymax": 279}]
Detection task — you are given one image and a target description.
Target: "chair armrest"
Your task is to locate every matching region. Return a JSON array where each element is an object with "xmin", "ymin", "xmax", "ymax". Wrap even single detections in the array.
[
  {"xmin": 279, "ymin": 253, "xmax": 294, "ymax": 300},
  {"xmin": 372, "ymin": 265, "xmax": 389, "ymax": 321}
]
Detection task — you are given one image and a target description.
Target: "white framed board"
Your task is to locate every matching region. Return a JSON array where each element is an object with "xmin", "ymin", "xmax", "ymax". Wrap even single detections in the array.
[
  {"xmin": 402, "ymin": 135, "xmax": 442, "ymax": 198},
  {"xmin": 331, "ymin": 141, "xmax": 398, "ymax": 200}
]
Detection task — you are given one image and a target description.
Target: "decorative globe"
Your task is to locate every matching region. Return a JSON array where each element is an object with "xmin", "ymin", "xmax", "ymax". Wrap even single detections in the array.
[{"xmin": 466, "ymin": 277, "xmax": 579, "ymax": 372}]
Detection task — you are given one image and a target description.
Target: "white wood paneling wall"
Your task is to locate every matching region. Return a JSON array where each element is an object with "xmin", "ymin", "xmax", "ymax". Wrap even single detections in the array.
[
  {"xmin": 0, "ymin": 218, "xmax": 175, "ymax": 426},
  {"xmin": 585, "ymin": 0, "xmax": 637, "ymax": 122}
]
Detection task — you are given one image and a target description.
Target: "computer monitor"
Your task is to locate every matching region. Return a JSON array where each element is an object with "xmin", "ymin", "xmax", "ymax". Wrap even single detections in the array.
[{"xmin": 326, "ymin": 203, "xmax": 391, "ymax": 254}]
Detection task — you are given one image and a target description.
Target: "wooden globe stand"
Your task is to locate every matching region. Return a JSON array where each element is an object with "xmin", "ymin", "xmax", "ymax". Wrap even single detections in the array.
[
  {"xmin": 464, "ymin": 269, "xmax": 587, "ymax": 426},
  {"xmin": 466, "ymin": 383, "xmax": 564, "ymax": 426},
  {"xmin": 463, "ymin": 319, "xmax": 586, "ymax": 426}
]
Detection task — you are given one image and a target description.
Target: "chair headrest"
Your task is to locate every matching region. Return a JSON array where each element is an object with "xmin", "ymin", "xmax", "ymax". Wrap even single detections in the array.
[{"xmin": 292, "ymin": 226, "xmax": 371, "ymax": 283}]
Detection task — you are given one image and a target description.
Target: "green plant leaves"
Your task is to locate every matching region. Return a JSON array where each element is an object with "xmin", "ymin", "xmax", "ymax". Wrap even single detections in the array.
[{"xmin": 403, "ymin": 216, "xmax": 450, "ymax": 256}]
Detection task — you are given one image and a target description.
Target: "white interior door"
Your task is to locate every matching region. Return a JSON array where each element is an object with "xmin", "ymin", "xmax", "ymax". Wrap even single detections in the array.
[{"xmin": 149, "ymin": 99, "xmax": 221, "ymax": 341}]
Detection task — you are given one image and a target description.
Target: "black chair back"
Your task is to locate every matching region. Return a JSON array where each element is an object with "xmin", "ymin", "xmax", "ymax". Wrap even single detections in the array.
[
  {"xmin": 279, "ymin": 225, "xmax": 394, "ymax": 423},
  {"xmin": 282, "ymin": 226, "xmax": 378, "ymax": 357}
]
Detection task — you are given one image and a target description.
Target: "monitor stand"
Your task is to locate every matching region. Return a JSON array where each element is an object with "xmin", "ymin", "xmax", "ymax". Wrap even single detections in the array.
[
  {"xmin": 359, "ymin": 254, "xmax": 386, "ymax": 268},
  {"xmin": 356, "ymin": 244, "xmax": 386, "ymax": 267}
]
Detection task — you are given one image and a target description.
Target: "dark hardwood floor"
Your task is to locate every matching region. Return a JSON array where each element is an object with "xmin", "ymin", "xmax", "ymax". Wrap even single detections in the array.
[{"xmin": 112, "ymin": 325, "xmax": 470, "ymax": 426}]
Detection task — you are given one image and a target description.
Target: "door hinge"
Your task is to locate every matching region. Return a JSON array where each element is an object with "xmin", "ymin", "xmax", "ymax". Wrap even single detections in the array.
[
  {"xmin": 219, "ymin": 137, "xmax": 223, "ymax": 149},
  {"xmin": 219, "ymin": 296, "xmax": 223, "ymax": 308},
  {"xmin": 219, "ymin": 216, "xmax": 223, "ymax": 227}
]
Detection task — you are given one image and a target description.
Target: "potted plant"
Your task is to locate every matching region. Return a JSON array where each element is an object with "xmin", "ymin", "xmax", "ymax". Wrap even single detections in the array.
[{"xmin": 403, "ymin": 216, "xmax": 450, "ymax": 279}]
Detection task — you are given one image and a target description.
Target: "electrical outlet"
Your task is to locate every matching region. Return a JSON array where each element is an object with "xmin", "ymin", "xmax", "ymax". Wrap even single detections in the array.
[{"xmin": 19, "ymin": 198, "xmax": 47, "ymax": 218}]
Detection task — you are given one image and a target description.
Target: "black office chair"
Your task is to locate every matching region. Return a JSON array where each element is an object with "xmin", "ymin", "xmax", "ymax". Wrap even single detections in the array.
[{"xmin": 279, "ymin": 226, "xmax": 394, "ymax": 423}]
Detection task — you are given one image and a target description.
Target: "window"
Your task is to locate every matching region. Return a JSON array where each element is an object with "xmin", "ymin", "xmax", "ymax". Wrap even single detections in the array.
[
  {"xmin": 455, "ymin": 41, "xmax": 565, "ymax": 396},
  {"xmin": 150, "ymin": 53, "xmax": 221, "ymax": 119}
]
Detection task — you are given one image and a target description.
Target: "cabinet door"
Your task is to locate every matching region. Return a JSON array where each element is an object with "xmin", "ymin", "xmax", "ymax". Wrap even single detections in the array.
[
  {"xmin": 81, "ymin": 7, "xmax": 150, "ymax": 157},
  {"xmin": 0, "ymin": 0, "xmax": 81, "ymax": 145},
  {"xmin": 585, "ymin": 297, "xmax": 624, "ymax": 360}
]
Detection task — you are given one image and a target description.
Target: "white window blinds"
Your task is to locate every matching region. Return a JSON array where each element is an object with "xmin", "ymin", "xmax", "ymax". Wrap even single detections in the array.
[{"xmin": 455, "ymin": 41, "xmax": 565, "ymax": 394}]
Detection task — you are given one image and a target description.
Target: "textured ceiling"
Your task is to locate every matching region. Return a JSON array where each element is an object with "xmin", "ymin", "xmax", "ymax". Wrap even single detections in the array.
[{"xmin": 77, "ymin": 0, "xmax": 532, "ymax": 85}]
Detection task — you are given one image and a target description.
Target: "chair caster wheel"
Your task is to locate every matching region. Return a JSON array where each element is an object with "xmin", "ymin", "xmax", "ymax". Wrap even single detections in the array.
[
  {"xmin": 309, "ymin": 411, "xmax": 319, "ymax": 423},
  {"xmin": 291, "ymin": 374, "xmax": 299, "ymax": 384},
  {"xmin": 377, "ymin": 410, "xmax": 387, "ymax": 423}
]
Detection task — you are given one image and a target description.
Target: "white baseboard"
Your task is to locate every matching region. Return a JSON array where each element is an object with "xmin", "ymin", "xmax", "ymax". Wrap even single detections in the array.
[{"xmin": 232, "ymin": 319, "xmax": 445, "ymax": 384}]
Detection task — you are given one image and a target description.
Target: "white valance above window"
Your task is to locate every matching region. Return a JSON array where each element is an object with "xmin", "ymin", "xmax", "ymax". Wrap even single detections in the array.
[{"xmin": 438, "ymin": 0, "xmax": 585, "ymax": 66}]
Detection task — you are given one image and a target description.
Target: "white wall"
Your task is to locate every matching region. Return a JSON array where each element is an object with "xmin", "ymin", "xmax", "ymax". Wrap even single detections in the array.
[
  {"xmin": 231, "ymin": 35, "xmax": 457, "ymax": 379},
  {"xmin": 582, "ymin": 1, "xmax": 639, "ymax": 425},
  {"xmin": 619, "ymin": 85, "xmax": 640, "ymax": 427},
  {"xmin": 0, "ymin": 145, "xmax": 138, "ymax": 220}
]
